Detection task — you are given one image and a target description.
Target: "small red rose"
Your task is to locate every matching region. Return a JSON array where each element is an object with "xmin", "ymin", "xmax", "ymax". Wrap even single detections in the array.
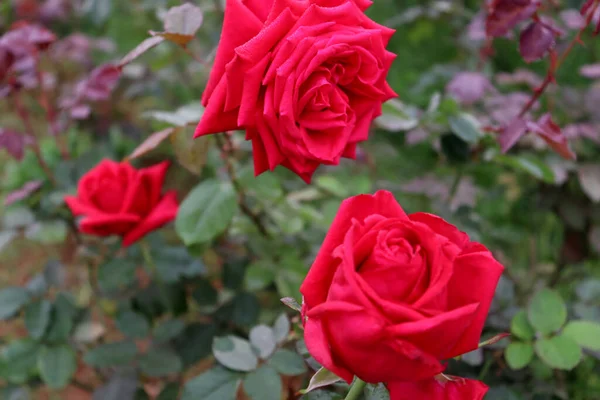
[
  {"xmin": 300, "ymin": 190, "xmax": 503, "ymax": 392},
  {"xmin": 195, "ymin": 0, "xmax": 396, "ymax": 183},
  {"xmin": 65, "ymin": 159, "xmax": 178, "ymax": 246},
  {"xmin": 388, "ymin": 376, "xmax": 489, "ymax": 400}
]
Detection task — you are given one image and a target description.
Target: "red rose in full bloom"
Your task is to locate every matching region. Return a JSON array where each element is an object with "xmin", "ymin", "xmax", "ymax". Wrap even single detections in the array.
[
  {"xmin": 195, "ymin": 0, "xmax": 396, "ymax": 182},
  {"xmin": 300, "ymin": 191, "xmax": 503, "ymax": 397},
  {"xmin": 388, "ymin": 376, "xmax": 489, "ymax": 400},
  {"xmin": 65, "ymin": 159, "xmax": 178, "ymax": 246}
]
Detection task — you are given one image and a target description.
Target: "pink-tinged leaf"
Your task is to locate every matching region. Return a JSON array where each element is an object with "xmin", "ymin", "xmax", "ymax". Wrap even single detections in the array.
[
  {"xmin": 581, "ymin": 0, "xmax": 597, "ymax": 18},
  {"xmin": 496, "ymin": 69, "xmax": 543, "ymax": 88},
  {"xmin": 446, "ymin": 72, "xmax": 493, "ymax": 104},
  {"xmin": 156, "ymin": 3, "xmax": 204, "ymax": 46},
  {"xmin": 70, "ymin": 104, "xmax": 91, "ymax": 120},
  {"xmin": 6, "ymin": 21, "xmax": 57, "ymax": 50},
  {"xmin": 127, "ymin": 127, "xmax": 177, "ymax": 160},
  {"xmin": 580, "ymin": 63, "xmax": 600, "ymax": 78},
  {"xmin": 486, "ymin": 0, "xmax": 541, "ymax": 37},
  {"xmin": 499, "ymin": 117, "xmax": 528, "ymax": 153},
  {"xmin": 578, "ymin": 164, "xmax": 600, "ymax": 202},
  {"xmin": 478, "ymin": 333, "xmax": 510, "ymax": 348},
  {"xmin": 0, "ymin": 129, "xmax": 30, "ymax": 160},
  {"xmin": 519, "ymin": 22, "xmax": 556, "ymax": 63},
  {"xmin": 281, "ymin": 297, "xmax": 301, "ymax": 313},
  {"xmin": 4, "ymin": 180, "xmax": 43, "ymax": 206},
  {"xmin": 560, "ymin": 9, "xmax": 586, "ymax": 30},
  {"xmin": 526, "ymin": 113, "xmax": 576, "ymax": 160},
  {"xmin": 79, "ymin": 64, "xmax": 121, "ymax": 101},
  {"xmin": 118, "ymin": 35, "xmax": 165, "ymax": 68}
]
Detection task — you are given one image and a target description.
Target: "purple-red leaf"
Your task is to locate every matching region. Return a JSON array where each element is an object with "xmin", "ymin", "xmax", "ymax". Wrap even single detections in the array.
[
  {"xmin": 519, "ymin": 22, "xmax": 556, "ymax": 63},
  {"xmin": 499, "ymin": 117, "xmax": 528, "ymax": 153},
  {"xmin": 526, "ymin": 113, "xmax": 576, "ymax": 160},
  {"xmin": 4, "ymin": 180, "xmax": 43, "ymax": 206},
  {"xmin": 0, "ymin": 129, "xmax": 30, "ymax": 160},
  {"xmin": 446, "ymin": 72, "xmax": 493, "ymax": 104},
  {"xmin": 5, "ymin": 21, "xmax": 57, "ymax": 51},
  {"xmin": 580, "ymin": 63, "xmax": 600, "ymax": 78},
  {"xmin": 486, "ymin": 0, "xmax": 541, "ymax": 37}
]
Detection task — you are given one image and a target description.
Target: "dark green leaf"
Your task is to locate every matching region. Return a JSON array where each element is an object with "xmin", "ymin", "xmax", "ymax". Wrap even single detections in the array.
[
  {"xmin": 243, "ymin": 365, "xmax": 282, "ymax": 400},
  {"xmin": 535, "ymin": 335, "xmax": 582, "ymax": 370},
  {"xmin": 153, "ymin": 319, "xmax": 186, "ymax": 343},
  {"xmin": 300, "ymin": 367, "xmax": 342, "ymax": 394},
  {"xmin": 244, "ymin": 262, "xmax": 275, "ymax": 292},
  {"xmin": 528, "ymin": 289, "xmax": 567, "ymax": 335},
  {"xmin": 38, "ymin": 345, "xmax": 76, "ymax": 389},
  {"xmin": 45, "ymin": 294, "xmax": 77, "ymax": 343},
  {"xmin": 441, "ymin": 133, "xmax": 470, "ymax": 164},
  {"xmin": 139, "ymin": 347, "xmax": 182, "ymax": 377},
  {"xmin": 116, "ymin": 310, "xmax": 150, "ymax": 339},
  {"xmin": 24, "ymin": 300, "xmax": 51, "ymax": 339},
  {"xmin": 0, "ymin": 287, "xmax": 30, "ymax": 320},
  {"xmin": 273, "ymin": 313, "xmax": 290, "ymax": 344},
  {"xmin": 153, "ymin": 247, "xmax": 205, "ymax": 283},
  {"xmin": 268, "ymin": 349, "xmax": 308, "ymax": 376},
  {"xmin": 157, "ymin": 383, "xmax": 180, "ymax": 400},
  {"xmin": 448, "ymin": 113, "xmax": 483, "ymax": 144},
  {"xmin": 212, "ymin": 336, "xmax": 258, "ymax": 372},
  {"xmin": 84, "ymin": 341, "xmax": 138, "ymax": 368},
  {"xmin": 98, "ymin": 259, "xmax": 137, "ymax": 294},
  {"xmin": 364, "ymin": 383, "xmax": 390, "ymax": 400},
  {"xmin": 182, "ymin": 367, "xmax": 241, "ymax": 400},
  {"xmin": 92, "ymin": 371, "xmax": 138, "ymax": 400},
  {"xmin": 249, "ymin": 325, "xmax": 276, "ymax": 360},
  {"xmin": 300, "ymin": 390, "xmax": 344, "ymax": 400},
  {"xmin": 174, "ymin": 323, "xmax": 217, "ymax": 367},
  {"xmin": 175, "ymin": 179, "xmax": 238, "ymax": 245},
  {"xmin": 192, "ymin": 278, "xmax": 218, "ymax": 307},
  {"xmin": 223, "ymin": 258, "xmax": 248, "ymax": 290}
]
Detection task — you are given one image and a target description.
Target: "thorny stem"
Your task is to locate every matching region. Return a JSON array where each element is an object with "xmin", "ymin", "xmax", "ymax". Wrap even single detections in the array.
[
  {"xmin": 215, "ymin": 134, "xmax": 271, "ymax": 237},
  {"xmin": 518, "ymin": 7, "xmax": 596, "ymax": 117},
  {"xmin": 344, "ymin": 378, "xmax": 367, "ymax": 400},
  {"xmin": 12, "ymin": 92, "xmax": 58, "ymax": 186}
]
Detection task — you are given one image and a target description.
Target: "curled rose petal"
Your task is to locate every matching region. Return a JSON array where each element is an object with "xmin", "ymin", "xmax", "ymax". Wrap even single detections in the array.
[
  {"xmin": 387, "ymin": 376, "xmax": 488, "ymax": 400},
  {"xmin": 519, "ymin": 21, "xmax": 556, "ymax": 63}
]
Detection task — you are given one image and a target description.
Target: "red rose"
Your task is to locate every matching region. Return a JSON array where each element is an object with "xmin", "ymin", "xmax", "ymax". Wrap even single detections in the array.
[
  {"xmin": 195, "ymin": 0, "xmax": 396, "ymax": 183},
  {"xmin": 300, "ymin": 191, "xmax": 503, "ymax": 388},
  {"xmin": 388, "ymin": 376, "xmax": 488, "ymax": 400},
  {"xmin": 65, "ymin": 160, "xmax": 178, "ymax": 246}
]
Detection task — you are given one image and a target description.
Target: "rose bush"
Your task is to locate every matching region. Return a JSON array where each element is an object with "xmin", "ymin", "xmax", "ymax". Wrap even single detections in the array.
[
  {"xmin": 300, "ymin": 190, "xmax": 504, "ymax": 397},
  {"xmin": 65, "ymin": 159, "xmax": 178, "ymax": 246},
  {"xmin": 195, "ymin": 0, "xmax": 396, "ymax": 182}
]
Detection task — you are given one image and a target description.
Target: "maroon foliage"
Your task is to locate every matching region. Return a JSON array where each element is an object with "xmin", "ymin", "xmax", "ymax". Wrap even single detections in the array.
[
  {"xmin": 526, "ymin": 113, "xmax": 576, "ymax": 160},
  {"xmin": 499, "ymin": 118, "xmax": 528, "ymax": 153},
  {"xmin": 519, "ymin": 22, "xmax": 556, "ymax": 63},
  {"xmin": 4, "ymin": 180, "xmax": 43, "ymax": 206},
  {"xmin": 446, "ymin": 72, "xmax": 493, "ymax": 104},
  {"xmin": 486, "ymin": 0, "xmax": 541, "ymax": 37},
  {"xmin": 0, "ymin": 129, "xmax": 31, "ymax": 160}
]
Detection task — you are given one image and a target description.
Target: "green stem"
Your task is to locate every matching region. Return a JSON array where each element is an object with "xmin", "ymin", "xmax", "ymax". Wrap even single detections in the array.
[
  {"xmin": 140, "ymin": 240, "xmax": 172, "ymax": 313},
  {"xmin": 344, "ymin": 378, "xmax": 367, "ymax": 400}
]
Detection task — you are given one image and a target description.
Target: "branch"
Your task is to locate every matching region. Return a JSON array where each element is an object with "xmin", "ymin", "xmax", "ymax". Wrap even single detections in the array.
[{"xmin": 215, "ymin": 134, "xmax": 271, "ymax": 237}]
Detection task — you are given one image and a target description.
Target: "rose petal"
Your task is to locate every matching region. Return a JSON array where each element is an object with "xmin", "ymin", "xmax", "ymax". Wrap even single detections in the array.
[
  {"xmin": 387, "ymin": 377, "xmax": 488, "ymax": 400},
  {"xmin": 444, "ymin": 250, "xmax": 504, "ymax": 357},
  {"xmin": 409, "ymin": 213, "xmax": 470, "ymax": 249},
  {"xmin": 79, "ymin": 213, "xmax": 141, "ymax": 237},
  {"xmin": 300, "ymin": 191, "xmax": 408, "ymax": 308},
  {"xmin": 121, "ymin": 191, "xmax": 179, "ymax": 246}
]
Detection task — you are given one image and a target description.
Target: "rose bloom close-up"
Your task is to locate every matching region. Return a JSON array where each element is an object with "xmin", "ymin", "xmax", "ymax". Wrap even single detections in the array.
[
  {"xmin": 64, "ymin": 159, "xmax": 178, "ymax": 246},
  {"xmin": 300, "ymin": 190, "xmax": 504, "ymax": 399},
  {"xmin": 195, "ymin": 0, "xmax": 396, "ymax": 182}
]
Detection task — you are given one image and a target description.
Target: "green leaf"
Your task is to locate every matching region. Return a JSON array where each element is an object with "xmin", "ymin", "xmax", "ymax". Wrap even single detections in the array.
[
  {"xmin": 510, "ymin": 310, "xmax": 535, "ymax": 341},
  {"xmin": 249, "ymin": 325, "xmax": 276, "ymax": 360},
  {"xmin": 375, "ymin": 99, "xmax": 419, "ymax": 132},
  {"xmin": 314, "ymin": 176, "xmax": 349, "ymax": 198},
  {"xmin": 139, "ymin": 348, "xmax": 183, "ymax": 377},
  {"xmin": 84, "ymin": 341, "xmax": 138, "ymax": 368},
  {"xmin": 535, "ymin": 335, "xmax": 582, "ymax": 370},
  {"xmin": 528, "ymin": 288, "xmax": 567, "ymax": 335},
  {"xmin": 505, "ymin": 342, "xmax": 534, "ymax": 370},
  {"xmin": 0, "ymin": 287, "xmax": 30, "ymax": 320},
  {"xmin": 182, "ymin": 367, "xmax": 241, "ymax": 400},
  {"xmin": 0, "ymin": 230, "xmax": 17, "ymax": 254},
  {"xmin": 25, "ymin": 220, "xmax": 67, "ymax": 244},
  {"xmin": 153, "ymin": 247, "xmax": 205, "ymax": 283},
  {"xmin": 93, "ymin": 373, "xmax": 138, "ymax": 400},
  {"xmin": 0, "ymin": 339, "xmax": 40, "ymax": 384},
  {"xmin": 493, "ymin": 153, "xmax": 555, "ymax": 183},
  {"xmin": 144, "ymin": 104, "xmax": 204, "ymax": 127},
  {"xmin": 157, "ymin": 383, "xmax": 180, "ymax": 400},
  {"xmin": 243, "ymin": 365, "xmax": 282, "ymax": 400},
  {"xmin": 212, "ymin": 336, "xmax": 258, "ymax": 372},
  {"xmin": 273, "ymin": 313, "xmax": 290, "ymax": 345},
  {"xmin": 364, "ymin": 383, "xmax": 390, "ymax": 400},
  {"xmin": 192, "ymin": 278, "xmax": 218, "ymax": 306},
  {"xmin": 448, "ymin": 113, "xmax": 483, "ymax": 144},
  {"xmin": 244, "ymin": 262, "xmax": 275, "ymax": 292},
  {"xmin": 173, "ymin": 323, "xmax": 217, "ymax": 367},
  {"xmin": 98, "ymin": 259, "xmax": 137, "ymax": 293},
  {"xmin": 268, "ymin": 349, "xmax": 307, "ymax": 376},
  {"xmin": 38, "ymin": 345, "xmax": 76, "ymax": 389},
  {"xmin": 300, "ymin": 367, "xmax": 342, "ymax": 394},
  {"xmin": 24, "ymin": 300, "xmax": 51, "ymax": 339},
  {"xmin": 562, "ymin": 320, "xmax": 600, "ymax": 351},
  {"xmin": 300, "ymin": 390, "xmax": 344, "ymax": 400},
  {"xmin": 45, "ymin": 294, "xmax": 77, "ymax": 343},
  {"xmin": 116, "ymin": 310, "xmax": 150, "ymax": 339},
  {"xmin": 175, "ymin": 179, "xmax": 238, "ymax": 245},
  {"xmin": 153, "ymin": 319, "xmax": 186, "ymax": 343}
]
